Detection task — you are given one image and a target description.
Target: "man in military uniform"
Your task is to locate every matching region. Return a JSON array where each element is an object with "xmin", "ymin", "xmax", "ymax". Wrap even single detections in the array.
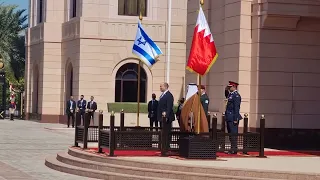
[
  {"xmin": 225, "ymin": 81, "xmax": 242, "ymax": 154},
  {"xmin": 200, "ymin": 85, "xmax": 210, "ymax": 127}
]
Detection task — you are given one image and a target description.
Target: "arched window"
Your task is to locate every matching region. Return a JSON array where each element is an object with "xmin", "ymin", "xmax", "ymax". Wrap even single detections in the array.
[{"xmin": 115, "ymin": 63, "xmax": 147, "ymax": 102}]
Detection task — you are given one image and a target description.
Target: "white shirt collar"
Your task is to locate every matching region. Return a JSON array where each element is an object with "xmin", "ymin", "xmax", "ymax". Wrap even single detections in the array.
[
  {"xmin": 160, "ymin": 90, "xmax": 169, "ymax": 99},
  {"xmin": 162, "ymin": 90, "xmax": 169, "ymax": 95},
  {"xmin": 231, "ymin": 90, "xmax": 237, "ymax": 94}
]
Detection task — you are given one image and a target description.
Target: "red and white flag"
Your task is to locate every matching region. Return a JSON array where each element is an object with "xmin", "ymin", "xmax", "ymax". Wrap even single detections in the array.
[{"xmin": 187, "ymin": 7, "xmax": 218, "ymax": 76}]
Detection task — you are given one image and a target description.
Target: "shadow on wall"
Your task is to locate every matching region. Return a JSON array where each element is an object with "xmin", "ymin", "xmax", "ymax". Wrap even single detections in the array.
[{"xmin": 255, "ymin": 16, "xmax": 320, "ymax": 150}]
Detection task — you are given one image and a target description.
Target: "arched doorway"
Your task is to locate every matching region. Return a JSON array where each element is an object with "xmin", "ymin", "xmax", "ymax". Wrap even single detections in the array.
[
  {"xmin": 115, "ymin": 63, "xmax": 147, "ymax": 102},
  {"xmin": 65, "ymin": 63, "xmax": 73, "ymax": 99},
  {"xmin": 32, "ymin": 65, "xmax": 39, "ymax": 113}
]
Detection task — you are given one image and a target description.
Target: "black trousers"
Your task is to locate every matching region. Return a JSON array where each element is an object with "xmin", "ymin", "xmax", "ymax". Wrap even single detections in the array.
[
  {"xmin": 67, "ymin": 112, "xmax": 75, "ymax": 127},
  {"xmin": 160, "ymin": 120, "xmax": 172, "ymax": 150},
  {"xmin": 206, "ymin": 115, "xmax": 210, "ymax": 129},
  {"xmin": 149, "ymin": 118, "xmax": 158, "ymax": 129},
  {"xmin": 10, "ymin": 114, "xmax": 14, "ymax": 120},
  {"xmin": 226, "ymin": 121, "xmax": 239, "ymax": 152},
  {"xmin": 88, "ymin": 112, "xmax": 94, "ymax": 125},
  {"xmin": 79, "ymin": 110, "xmax": 85, "ymax": 125}
]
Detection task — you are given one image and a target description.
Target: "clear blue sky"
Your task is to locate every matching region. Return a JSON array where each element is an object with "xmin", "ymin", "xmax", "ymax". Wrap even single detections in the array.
[
  {"xmin": 3, "ymin": 0, "xmax": 28, "ymax": 33},
  {"xmin": 3, "ymin": 0, "xmax": 29, "ymax": 13}
]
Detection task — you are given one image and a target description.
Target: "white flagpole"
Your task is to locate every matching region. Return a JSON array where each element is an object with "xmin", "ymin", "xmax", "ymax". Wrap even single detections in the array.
[{"xmin": 166, "ymin": 0, "xmax": 172, "ymax": 83}]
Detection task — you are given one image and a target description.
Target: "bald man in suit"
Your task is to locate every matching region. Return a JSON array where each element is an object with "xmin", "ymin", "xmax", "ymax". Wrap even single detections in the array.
[{"xmin": 157, "ymin": 82, "xmax": 175, "ymax": 151}]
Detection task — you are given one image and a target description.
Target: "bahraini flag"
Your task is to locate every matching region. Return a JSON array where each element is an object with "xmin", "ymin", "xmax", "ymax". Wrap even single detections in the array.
[{"xmin": 187, "ymin": 7, "xmax": 218, "ymax": 76}]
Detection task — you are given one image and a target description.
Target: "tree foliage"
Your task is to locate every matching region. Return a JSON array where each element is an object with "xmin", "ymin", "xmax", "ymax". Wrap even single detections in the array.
[
  {"xmin": 0, "ymin": 4, "xmax": 27, "ymax": 106},
  {"xmin": 0, "ymin": 4, "xmax": 27, "ymax": 91}
]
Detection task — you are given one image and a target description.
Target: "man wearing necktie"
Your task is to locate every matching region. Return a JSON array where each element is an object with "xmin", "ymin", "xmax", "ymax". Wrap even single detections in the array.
[
  {"xmin": 77, "ymin": 95, "xmax": 87, "ymax": 125},
  {"xmin": 66, "ymin": 96, "xmax": 76, "ymax": 128},
  {"xmin": 148, "ymin": 93, "xmax": 158, "ymax": 129},
  {"xmin": 157, "ymin": 82, "xmax": 175, "ymax": 150},
  {"xmin": 87, "ymin": 96, "xmax": 97, "ymax": 125}
]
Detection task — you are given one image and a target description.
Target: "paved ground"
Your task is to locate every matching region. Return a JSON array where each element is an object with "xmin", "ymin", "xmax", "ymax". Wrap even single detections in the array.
[
  {"xmin": 119, "ymin": 155, "xmax": 320, "ymax": 174},
  {"xmin": 1, "ymin": 119, "xmax": 320, "ymax": 179},
  {"xmin": 0, "ymin": 119, "xmax": 95, "ymax": 180}
]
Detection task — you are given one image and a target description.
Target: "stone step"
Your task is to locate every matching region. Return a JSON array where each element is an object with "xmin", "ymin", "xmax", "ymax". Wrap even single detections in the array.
[
  {"xmin": 58, "ymin": 152, "xmax": 276, "ymax": 180},
  {"xmin": 68, "ymin": 147, "xmax": 320, "ymax": 180},
  {"xmin": 45, "ymin": 156, "xmax": 174, "ymax": 180}
]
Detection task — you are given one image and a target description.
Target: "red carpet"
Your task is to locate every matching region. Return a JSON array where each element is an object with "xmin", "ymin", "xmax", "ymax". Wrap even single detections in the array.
[{"xmin": 88, "ymin": 148, "xmax": 320, "ymax": 158}]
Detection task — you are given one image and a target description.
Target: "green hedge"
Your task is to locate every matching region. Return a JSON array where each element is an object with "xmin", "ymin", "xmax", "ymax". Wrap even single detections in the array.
[{"xmin": 107, "ymin": 103, "xmax": 178, "ymax": 113}]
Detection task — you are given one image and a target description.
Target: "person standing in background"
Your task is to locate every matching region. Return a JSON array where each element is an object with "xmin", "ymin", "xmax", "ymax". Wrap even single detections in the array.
[
  {"xmin": 66, "ymin": 96, "xmax": 76, "ymax": 128},
  {"xmin": 87, "ymin": 96, "xmax": 97, "ymax": 125},
  {"xmin": 175, "ymin": 97, "xmax": 185, "ymax": 126},
  {"xmin": 148, "ymin": 93, "xmax": 158, "ymax": 129},
  {"xmin": 200, "ymin": 85, "xmax": 210, "ymax": 127},
  {"xmin": 9, "ymin": 100, "xmax": 16, "ymax": 121},
  {"xmin": 77, "ymin": 95, "xmax": 87, "ymax": 125}
]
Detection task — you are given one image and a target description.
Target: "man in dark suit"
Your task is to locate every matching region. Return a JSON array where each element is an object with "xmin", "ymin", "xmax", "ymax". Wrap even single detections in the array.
[
  {"xmin": 87, "ymin": 96, "xmax": 97, "ymax": 125},
  {"xmin": 77, "ymin": 95, "xmax": 87, "ymax": 125},
  {"xmin": 148, "ymin": 93, "xmax": 158, "ymax": 129},
  {"xmin": 157, "ymin": 82, "xmax": 174, "ymax": 151},
  {"xmin": 66, "ymin": 96, "xmax": 76, "ymax": 128},
  {"xmin": 225, "ymin": 81, "xmax": 242, "ymax": 154}
]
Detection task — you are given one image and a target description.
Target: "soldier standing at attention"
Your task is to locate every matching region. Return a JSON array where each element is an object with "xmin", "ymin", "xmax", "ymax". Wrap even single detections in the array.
[
  {"xmin": 200, "ymin": 85, "xmax": 210, "ymax": 126},
  {"xmin": 225, "ymin": 81, "xmax": 242, "ymax": 154}
]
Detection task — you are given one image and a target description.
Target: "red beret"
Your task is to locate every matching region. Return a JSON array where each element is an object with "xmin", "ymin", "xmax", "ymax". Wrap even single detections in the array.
[
  {"xmin": 228, "ymin": 81, "xmax": 239, "ymax": 87},
  {"xmin": 198, "ymin": 85, "xmax": 206, "ymax": 90}
]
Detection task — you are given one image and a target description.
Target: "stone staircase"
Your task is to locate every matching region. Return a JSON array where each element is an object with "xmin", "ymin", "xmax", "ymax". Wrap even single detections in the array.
[{"xmin": 45, "ymin": 147, "xmax": 318, "ymax": 180}]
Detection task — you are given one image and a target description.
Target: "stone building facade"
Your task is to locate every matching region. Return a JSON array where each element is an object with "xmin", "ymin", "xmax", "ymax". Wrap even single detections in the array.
[
  {"xmin": 25, "ymin": 0, "xmax": 320, "ymax": 147},
  {"xmin": 25, "ymin": 0, "xmax": 187, "ymax": 123},
  {"xmin": 186, "ymin": 0, "xmax": 320, "ymax": 148}
]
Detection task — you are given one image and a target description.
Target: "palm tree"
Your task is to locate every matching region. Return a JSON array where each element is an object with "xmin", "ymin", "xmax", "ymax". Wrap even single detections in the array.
[
  {"xmin": 0, "ymin": 4, "xmax": 27, "ymax": 106},
  {"xmin": 0, "ymin": 4, "xmax": 27, "ymax": 73}
]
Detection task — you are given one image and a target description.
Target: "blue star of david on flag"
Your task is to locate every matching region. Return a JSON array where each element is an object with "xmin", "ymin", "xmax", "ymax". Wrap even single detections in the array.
[{"xmin": 132, "ymin": 20, "xmax": 163, "ymax": 67}]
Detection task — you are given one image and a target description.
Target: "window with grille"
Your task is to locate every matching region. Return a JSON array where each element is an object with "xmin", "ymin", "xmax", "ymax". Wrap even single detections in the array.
[{"xmin": 118, "ymin": 0, "xmax": 147, "ymax": 16}]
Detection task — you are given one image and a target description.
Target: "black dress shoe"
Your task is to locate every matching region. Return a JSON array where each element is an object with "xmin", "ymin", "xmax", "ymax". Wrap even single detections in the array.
[{"xmin": 227, "ymin": 151, "xmax": 237, "ymax": 155}]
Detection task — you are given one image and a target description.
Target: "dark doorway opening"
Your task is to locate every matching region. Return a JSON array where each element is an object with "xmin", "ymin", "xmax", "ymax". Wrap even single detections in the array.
[
  {"xmin": 115, "ymin": 63, "xmax": 147, "ymax": 102},
  {"xmin": 69, "ymin": 69, "xmax": 73, "ymax": 96},
  {"xmin": 32, "ymin": 66, "xmax": 39, "ymax": 114},
  {"xmin": 65, "ymin": 63, "xmax": 73, "ymax": 100}
]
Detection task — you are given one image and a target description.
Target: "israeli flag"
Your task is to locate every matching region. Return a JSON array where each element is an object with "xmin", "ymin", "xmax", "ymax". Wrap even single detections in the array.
[{"xmin": 132, "ymin": 21, "xmax": 163, "ymax": 67}]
